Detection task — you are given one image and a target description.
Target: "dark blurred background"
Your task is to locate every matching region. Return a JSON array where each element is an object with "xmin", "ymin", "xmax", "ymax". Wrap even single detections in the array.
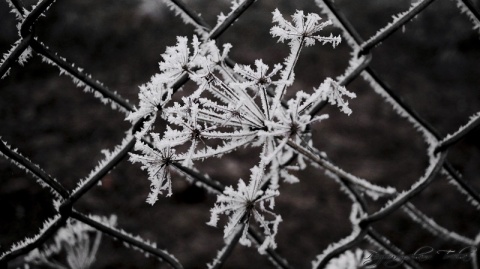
[{"xmin": 1, "ymin": 0, "xmax": 480, "ymax": 268}]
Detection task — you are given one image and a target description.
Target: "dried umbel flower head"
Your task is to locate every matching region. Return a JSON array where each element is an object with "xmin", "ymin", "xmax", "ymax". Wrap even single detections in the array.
[
  {"xmin": 207, "ymin": 163, "xmax": 282, "ymax": 254},
  {"xmin": 270, "ymin": 9, "xmax": 341, "ymax": 47},
  {"xmin": 127, "ymin": 8, "xmax": 357, "ymax": 256}
]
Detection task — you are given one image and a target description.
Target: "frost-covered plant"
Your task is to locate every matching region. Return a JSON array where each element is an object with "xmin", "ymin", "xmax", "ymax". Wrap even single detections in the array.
[
  {"xmin": 324, "ymin": 249, "xmax": 372, "ymax": 269},
  {"xmin": 23, "ymin": 215, "xmax": 117, "ymax": 269},
  {"xmin": 127, "ymin": 8, "xmax": 356, "ymax": 254}
]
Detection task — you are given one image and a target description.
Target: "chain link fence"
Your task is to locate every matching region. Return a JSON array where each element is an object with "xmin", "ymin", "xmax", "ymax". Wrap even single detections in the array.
[{"xmin": 1, "ymin": 0, "xmax": 480, "ymax": 268}]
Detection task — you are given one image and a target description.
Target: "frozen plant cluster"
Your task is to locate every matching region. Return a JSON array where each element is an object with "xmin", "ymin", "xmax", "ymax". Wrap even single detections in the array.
[{"xmin": 127, "ymin": 8, "xmax": 356, "ymax": 253}]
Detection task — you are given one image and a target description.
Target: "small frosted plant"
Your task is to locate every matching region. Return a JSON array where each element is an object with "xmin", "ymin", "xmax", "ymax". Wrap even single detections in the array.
[
  {"xmin": 127, "ymin": 8, "xmax": 358, "ymax": 254},
  {"xmin": 23, "ymin": 216, "xmax": 116, "ymax": 269},
  {"xmin": 324, "ymin": 249, "xmax": 372, "ymax": 269}
]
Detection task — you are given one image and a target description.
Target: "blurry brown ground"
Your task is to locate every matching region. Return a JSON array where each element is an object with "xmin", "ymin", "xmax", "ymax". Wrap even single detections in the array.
[{"xmin": 1, "ymin": 0, "xmax": 480, "ymax": 268}]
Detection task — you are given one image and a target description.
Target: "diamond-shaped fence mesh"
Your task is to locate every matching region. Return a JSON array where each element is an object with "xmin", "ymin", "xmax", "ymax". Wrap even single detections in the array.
[{"xmin": 1, "ymin": 0, "xmax": 480, "ymax": 268}]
